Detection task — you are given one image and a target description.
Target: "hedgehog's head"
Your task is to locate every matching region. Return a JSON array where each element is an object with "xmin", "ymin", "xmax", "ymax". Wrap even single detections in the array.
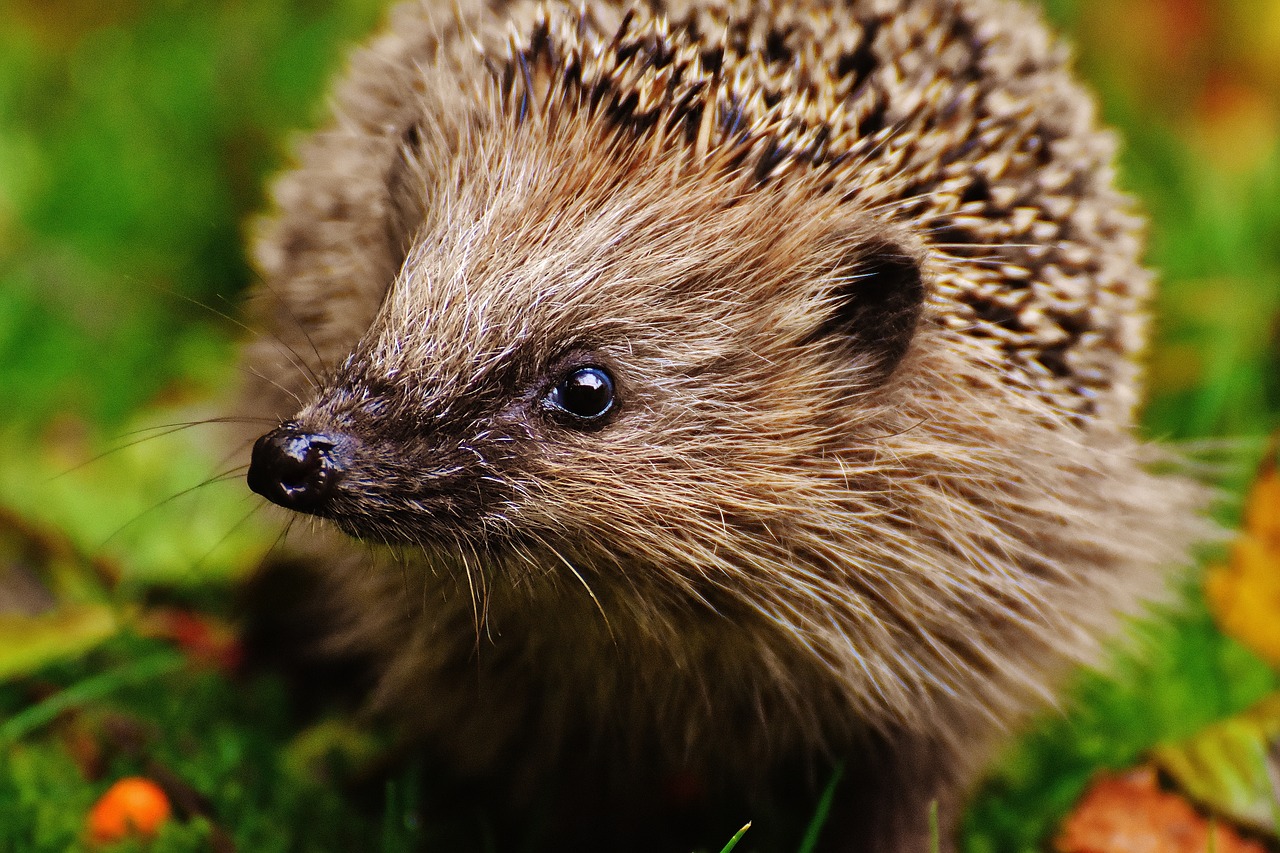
[
  {"xmin": 247, "ymin": 143, "xmax": 927, "ymax": 558},
  {"xmin": 241, "ymin": 1, "xmax": 1208, "ymax": 735},
  {"xmin": 247, "ymin": 7, "xmax": 935, "ymax": 584}
]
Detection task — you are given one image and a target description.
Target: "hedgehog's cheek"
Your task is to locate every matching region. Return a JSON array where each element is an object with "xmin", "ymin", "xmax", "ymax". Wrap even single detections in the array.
[{"xmin": 247, "ymin": 424, "xmax": 356, "ymax": 515}]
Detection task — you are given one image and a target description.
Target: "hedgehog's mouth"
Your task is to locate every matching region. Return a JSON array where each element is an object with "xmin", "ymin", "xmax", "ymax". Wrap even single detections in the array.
[{"xmin": 246, "ymin": 421, "xmax": 508, "ymax": 545}]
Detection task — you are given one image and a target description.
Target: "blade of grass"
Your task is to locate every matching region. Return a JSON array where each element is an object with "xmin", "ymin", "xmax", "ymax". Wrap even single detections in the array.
[
  {"xmin": 380, "ymin": 762, "xmax": 424, "ymax": 852},
  {"xmin": 0, "ymin": 649, "xmax": 184, "ymax": 743},
  {"xmin": 797, "ymin": 762, "xmax": 845, "ymax": 853},
  {"xmin": 717, "ymin": 822, "xmax": 752, "ymax": 853}
]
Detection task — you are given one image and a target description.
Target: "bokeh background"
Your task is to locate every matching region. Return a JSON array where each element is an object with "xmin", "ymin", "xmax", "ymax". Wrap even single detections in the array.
[{"xmin": 0, "ymin": 0, "xmax": 1277, "ymax": 850}]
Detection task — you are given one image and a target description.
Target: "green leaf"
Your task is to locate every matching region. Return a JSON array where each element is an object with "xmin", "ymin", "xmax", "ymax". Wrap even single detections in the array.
[
  {"xmin": 283, "ymin": 719, "xmax": 383, "ymax": 784},
  {"xmin": 0, "ymin": 604, "xmax": 117, "ymax": 682},
  {"xmin": 797, "ymin": 762, "xmax": 844, "ymax": 853},
  {"xmin": 1151, "ymin": 692, "xmax": 1280, "ymax": 835}
]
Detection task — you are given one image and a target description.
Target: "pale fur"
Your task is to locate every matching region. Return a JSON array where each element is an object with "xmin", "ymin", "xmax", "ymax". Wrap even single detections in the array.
[{"xmin": 240, "ymin": 0, "xmax": 1209, "ymax": 849}]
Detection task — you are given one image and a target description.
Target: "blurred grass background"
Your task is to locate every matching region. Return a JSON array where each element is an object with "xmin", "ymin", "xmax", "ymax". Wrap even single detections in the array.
[{"xmin": 0, "ymin": 0, "xmax": 1277, "ymax": 850}]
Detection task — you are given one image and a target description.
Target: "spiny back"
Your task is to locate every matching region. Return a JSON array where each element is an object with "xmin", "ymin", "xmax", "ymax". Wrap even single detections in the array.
[
  {"xmin": 491, "ymin": 0, "xmax": 1146, "ymax": 421},
  {"xmin": 254, "ymin": 0, "xmax": 1146, "ymax": 427}
]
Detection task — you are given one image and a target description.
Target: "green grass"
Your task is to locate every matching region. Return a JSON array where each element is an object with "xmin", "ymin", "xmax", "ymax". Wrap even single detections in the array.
[
  {"xmin": 1, "ymin": 0, "xmax": 1278, "ymax": 850},
  {"xmin": 0, "ymin": 634, "xmax": 399, "ymax": 852}
]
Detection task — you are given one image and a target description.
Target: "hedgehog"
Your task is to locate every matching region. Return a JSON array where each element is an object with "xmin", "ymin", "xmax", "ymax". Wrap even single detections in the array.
[{"xmin": 239, "ymin": 0, "xmax": 1208, "ymax": 848}]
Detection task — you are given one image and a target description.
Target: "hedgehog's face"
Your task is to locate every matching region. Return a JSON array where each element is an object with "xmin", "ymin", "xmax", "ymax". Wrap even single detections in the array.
[{"xmin": 247, "ymin": 136, "xmax": 928, "ymax": 591}]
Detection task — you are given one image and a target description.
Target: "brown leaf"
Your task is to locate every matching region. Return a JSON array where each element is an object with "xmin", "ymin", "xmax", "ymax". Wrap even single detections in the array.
[{"xmin": 1056, "ymin": 765, "xmax": 1269, "ymax": 853}]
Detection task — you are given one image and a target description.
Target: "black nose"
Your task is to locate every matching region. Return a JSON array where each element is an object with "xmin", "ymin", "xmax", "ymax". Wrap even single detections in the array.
[{"xmin": 247, "ymin": 426, "xmax": 348, "ymax": 513}]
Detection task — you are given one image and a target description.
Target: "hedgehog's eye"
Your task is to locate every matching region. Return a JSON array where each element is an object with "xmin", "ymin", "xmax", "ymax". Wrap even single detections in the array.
[{"xmin": 545, "ymin": 366, "xmax": 615, "ymax": 422}]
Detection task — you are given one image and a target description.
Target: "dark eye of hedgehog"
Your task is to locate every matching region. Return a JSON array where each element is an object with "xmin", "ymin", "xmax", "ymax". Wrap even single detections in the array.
[{"xmin": 543, "ymin": 366, "xmax": 615, "ymax": 423}]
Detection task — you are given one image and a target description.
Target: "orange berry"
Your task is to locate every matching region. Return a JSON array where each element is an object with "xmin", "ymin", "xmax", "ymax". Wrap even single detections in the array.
[{"xmin": 87, "ymin": 777, "xmax": 172, "ymax": 844}]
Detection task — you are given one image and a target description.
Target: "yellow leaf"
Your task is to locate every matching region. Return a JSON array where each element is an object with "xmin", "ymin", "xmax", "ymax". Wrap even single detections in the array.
[
  {"xmin": 1206, "ymin": 442, "xmax": 1280, "ymax": 666},
  {"xmin": 1246, "ymin": 458, "xmax": 1280, "ymax": 546}
]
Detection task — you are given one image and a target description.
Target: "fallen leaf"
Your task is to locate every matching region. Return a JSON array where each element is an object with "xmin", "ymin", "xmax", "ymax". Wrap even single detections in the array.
[
  {"xmin": 1055, "ymin": 765, "xmax": 1268, "ymax": 853},
  {"xmin": 136, "ymin": 607, "xmax": 243, "ymax": 673},
  {"xmin": 0, "ymin": 604, "xmax": 118, "ymax": 682},
  {"xmin": 1206, "ymin": 441, "xmax": 1280, "ymax": 666},
  {"xmin": 1151, "ymin": 692, "xmax": 1280, "ymax": 834}
]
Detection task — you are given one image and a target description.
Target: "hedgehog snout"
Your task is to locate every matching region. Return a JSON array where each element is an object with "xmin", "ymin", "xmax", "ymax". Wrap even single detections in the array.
[{"xmin": 247, "ymin": 423, "xmax": 354, "ymax": 514}]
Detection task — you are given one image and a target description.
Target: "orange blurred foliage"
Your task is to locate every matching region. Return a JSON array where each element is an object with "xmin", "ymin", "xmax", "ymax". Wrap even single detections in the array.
[
  {"xmin": 1206, "ymin": 442, "xmax": 1280, "ymax": 665},
  {"xmin": 1079, "ymin": 0, "xmax": 1279, "ymax": 173},
  {"xmin": 86, "ymin": 777, "xmax": 172, "ymax": 845}
]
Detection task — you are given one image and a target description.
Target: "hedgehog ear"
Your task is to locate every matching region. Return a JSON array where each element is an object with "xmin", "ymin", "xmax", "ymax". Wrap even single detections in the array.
[{"xmin": 812, "ymin": 242, "xmax": 926, "ymax": 384}]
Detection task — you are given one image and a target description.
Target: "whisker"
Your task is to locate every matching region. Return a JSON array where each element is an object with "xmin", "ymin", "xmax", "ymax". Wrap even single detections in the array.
[
  {"xmin": 161, "ymin": 287, "xmax": 321, "ymax": 394},
  {"xmin": 49, "ymin": 416, "xmax": 274, "ymax": 483},
  {"xmin": 178, "ymin": 498, "xmax": 271, "ymax": 580},
  {"xmin": 240, "ymin": 364, "xmax": 306, "ymax": 409},
  {"xmin": 229, "ymin": 282, "xmax": 326, "ymax": 388},
  {"xmin": 96, "ymin": 465, "xmax": 250, "ymax": 548},
  {"xmin": 457, "ymin": 542, "xmax": 485, "ymax": 653},
  {"xmin": 540, "ymin": 540, "xmax": 615, "ymax": 644},
  {"xmin": 387, "ymin": 543, "xmax": 412, "ymax": 614},
  {"xmin": 263, "ymin": 512, "xmax": 298, "ymax": 561}
]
